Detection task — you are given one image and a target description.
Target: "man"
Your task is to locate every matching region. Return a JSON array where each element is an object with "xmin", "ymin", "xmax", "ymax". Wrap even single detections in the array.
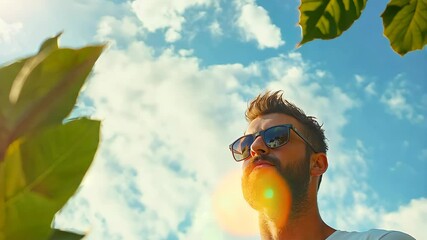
[{"xmin": 229, "ymin": 91, "xmax": 415, "ymax": 240}]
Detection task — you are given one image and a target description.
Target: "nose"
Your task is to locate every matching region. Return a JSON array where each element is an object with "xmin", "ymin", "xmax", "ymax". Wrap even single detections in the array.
[{"xmin": 250, "ymin": 135, "xmax": 269, "ymax": 157}]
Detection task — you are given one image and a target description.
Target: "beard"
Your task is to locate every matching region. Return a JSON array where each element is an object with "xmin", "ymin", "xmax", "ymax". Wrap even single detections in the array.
[
  {"xmin": 280, "ymin": 152, "xmax": 310, "ymax": 218},
  {"xmin": 241, "ymin": 151, "xmax": 311, "ymax": 219}
]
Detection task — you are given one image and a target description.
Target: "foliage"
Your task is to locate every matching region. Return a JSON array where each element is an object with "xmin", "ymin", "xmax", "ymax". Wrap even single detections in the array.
[
  {"xmin": 381, "ymin": 0, "xmax": 427, "ymax": 55},
  {"xmin": 298, "ymin": 0, "xmax": 427, "ymax": 56},
  {"xmin": 0, "ymin": 34, "xmax": 104, "ymax": 240}
]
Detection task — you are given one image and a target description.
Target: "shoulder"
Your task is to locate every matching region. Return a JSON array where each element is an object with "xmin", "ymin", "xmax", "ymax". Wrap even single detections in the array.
[{"xmin": 328, "ymin": 229, "xmax": 415, "ymax": 240}]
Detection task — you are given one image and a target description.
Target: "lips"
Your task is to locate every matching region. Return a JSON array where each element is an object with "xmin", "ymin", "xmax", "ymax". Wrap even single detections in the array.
[
  {"xmin": 252, "ymin": 160, "xmax": 275, "ymax": 170},
  {"xmin": 242, "ymin": 157, "xmax": 278, "ymax": 177}
]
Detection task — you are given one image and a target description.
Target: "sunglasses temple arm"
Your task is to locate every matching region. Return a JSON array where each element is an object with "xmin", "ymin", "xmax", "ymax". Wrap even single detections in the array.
[{"xmin": 292, "ymin": 128, "xmax": 317, "ymax": 153}]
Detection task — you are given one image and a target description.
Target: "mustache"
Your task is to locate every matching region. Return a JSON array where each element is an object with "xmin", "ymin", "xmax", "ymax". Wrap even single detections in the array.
[{"xmin": 252, "ymin": 154, "xmax": 280, "ymax": 166}]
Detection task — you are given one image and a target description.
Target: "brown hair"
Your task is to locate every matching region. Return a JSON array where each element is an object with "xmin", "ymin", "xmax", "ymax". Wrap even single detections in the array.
[
  {"xmin": 245, "ymin": 90, "xmax": 328, "ymax": 188},
  {"xmin": 246, "ymin": 90, "xmax": 328, "ymax": 153}
]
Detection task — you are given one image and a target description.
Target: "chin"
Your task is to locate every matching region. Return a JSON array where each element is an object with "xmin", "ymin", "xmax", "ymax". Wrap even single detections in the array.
[{"xmin": 241, "ymin": 167, "xmax": 292, "ymax": 215}]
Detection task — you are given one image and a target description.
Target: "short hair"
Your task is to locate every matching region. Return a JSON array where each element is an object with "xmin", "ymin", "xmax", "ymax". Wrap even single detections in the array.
[{"xmin": 245, "ymin": 90, "xmax": 328, "ymax": 188}]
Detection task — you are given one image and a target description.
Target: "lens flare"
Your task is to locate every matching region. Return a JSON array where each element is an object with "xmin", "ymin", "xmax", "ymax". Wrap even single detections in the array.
[
  {"xmin": 212, "ymin": 169, "xmax": 259, "ymax": 237},
  {"xmin": 213, "ymin": 167, "xmax": 292, "ymax": 236},
  {"xmin": 264, "ymin": 188, "xmax": 274, "ymax": 199},
  {"xmin": 242, "ymin": 167, "xmax": 292, "ymax": 229}
]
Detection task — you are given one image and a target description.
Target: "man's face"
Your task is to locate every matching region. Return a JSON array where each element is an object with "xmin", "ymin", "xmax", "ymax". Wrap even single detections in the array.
[{"xmin": 241, "ymin": 113, "xmax": 311, "ymax": 215}]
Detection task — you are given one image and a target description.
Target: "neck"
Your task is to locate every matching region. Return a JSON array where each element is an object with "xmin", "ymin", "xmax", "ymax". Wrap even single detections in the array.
[{"xmin": 258, "ymin": 197, "xmax": 335, "ymax": 240}]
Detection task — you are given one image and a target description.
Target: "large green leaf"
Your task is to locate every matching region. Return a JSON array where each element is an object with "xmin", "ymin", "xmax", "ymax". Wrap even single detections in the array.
[
  {"xmin": 382, "ymin": 0, "xmax": 427, "ymax": 55},
  {"xmin": 298, "ymin": 0, "xmax": 367, "ymax": 46},
  {"xmin": 0, "ymin": 118, "xmax": 100, "ymax": 240},
  {"xmin": 0, "ymin": 35, "xmax": 104, "ymax": 161}
]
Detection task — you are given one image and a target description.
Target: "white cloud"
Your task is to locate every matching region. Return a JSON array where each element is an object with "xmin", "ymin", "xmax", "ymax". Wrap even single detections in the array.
[
  {"xmin": 380, "ymin": 198, "xmax": 427, "ymax": 240},
  {"xmin": 165, "ymin": 28, "xmax": 182, "ymax": 42},
  {"xmin": 354, "ymin": 74, "xmax": 376, "ymax": 96},
  {"xmin": 236, "ymin": 2, "xmax": 284, "ymax": 49},
  {"xmin": 0, "ymin": 0, "xmax": 123, "ymax": 62},
  {"xmin": 131, "ymin": 0, "xmax": 214, "ymax": 43},
  {"xmin": 209, "ymin": 21, "xmax": 223, "ymax": 37},
  {"xmin": 364, "ymin": 82, "xmax": 376, "ymax": 96},
  {"xmin": 54, "ymin": 38, "xmax": 260, "ymax": 239},
  {"xmin": 178, "ymin": 49, "xmax": 194, "ymax": 57},
  {"xmin": 0, "ymin": 18, "xmax": 22, "ymax": 43},
  {"xmin": 0, "ymin": 0, "xmax": 48, "ymax": 21},
  {"xmin": 315, "ymin": 69, "xmax": 326, "ymax": 78},
  {"xmin": 95, "ymin": 16, "xmax": 142, "ymax": 46},
  {"xmin": 354, "ymin": 74, "xmax": 365, "ymax": 84},
  {"xmin": 380, "ymin": 77, "xmax": 424, "ymax": 123}
]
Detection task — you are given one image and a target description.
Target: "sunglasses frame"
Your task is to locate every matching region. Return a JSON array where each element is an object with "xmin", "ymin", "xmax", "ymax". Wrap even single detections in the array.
[{"xmin": 229, "ymin": 124, "xmax": 318, "ymax": 161}]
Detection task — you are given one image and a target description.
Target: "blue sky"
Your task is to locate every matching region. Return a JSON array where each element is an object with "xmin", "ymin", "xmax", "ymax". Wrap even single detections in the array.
[{"xmin": 1, "ymin": 0, "xmax": 426, "ymax": 239}]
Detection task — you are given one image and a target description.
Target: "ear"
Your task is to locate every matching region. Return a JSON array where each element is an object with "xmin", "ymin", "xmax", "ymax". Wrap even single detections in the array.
[{"xmin": 310, "ymin": 153, "xmax": 328, "ymax": 177}]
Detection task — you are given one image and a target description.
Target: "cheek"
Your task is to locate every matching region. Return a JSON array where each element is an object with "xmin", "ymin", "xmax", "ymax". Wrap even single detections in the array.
[
  {"xmin": 242, "ymin": 159, "xmax": 250, "ymax": 171},
  {"xmin": 276, "ymin": 146, "xmax": 305, "ymax": 165},
  {"xmin": 241, "ymin": 161, "xmax": 251, "ymax": 179},
  {"xmin": 241, "ymin": 166, "xmax": 292, "ymax": 220},
  {"xmin": 242, "ymin": 160, "xmax": 248, "ymax": 168}
]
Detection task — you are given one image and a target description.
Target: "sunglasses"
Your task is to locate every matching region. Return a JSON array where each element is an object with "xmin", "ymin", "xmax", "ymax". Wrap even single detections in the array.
[{"xmin": 229, "ymin": 124, "xmax": 318, "ymax": 161}]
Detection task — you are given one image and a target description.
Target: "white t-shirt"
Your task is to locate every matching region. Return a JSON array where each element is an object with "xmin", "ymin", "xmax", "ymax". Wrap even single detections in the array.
[{"xmin": 326, "ymin": 229, "xmax": 415, "ymax": 240}]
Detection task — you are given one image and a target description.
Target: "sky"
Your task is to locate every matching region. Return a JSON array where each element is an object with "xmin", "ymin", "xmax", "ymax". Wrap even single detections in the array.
[{"xmin": 1, "ymin": 0, "xmax": 426, "ymax": 239}]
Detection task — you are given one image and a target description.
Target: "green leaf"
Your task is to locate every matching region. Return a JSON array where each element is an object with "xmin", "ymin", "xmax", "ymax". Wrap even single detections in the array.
[
  {"xmin": 5, "ymin": 33, "xmax": 63, "ymax": 106},
  {"xmin": 1, "ymin": 118, "xmax": 100, "ymax": 240},
  {"xmin": 382, "ymin": 0, "xmax": 427, "ymax": 55},
  {"xmin": 0, "ymin": 35, "xmax": 104, "ymax": 160},
  {"xmin": 49, "ymin": 228, "xmax": 85, "ymax": 240},
  {"xmin": 298, "ymin": 0, "xmax": 367, "ymax": 46},
  {"xmin": 39, "ymin": 32, "xmax": 62, "ymax": 53},
  {"xmin": 0, "ymin": 59, "xmax": 26, "ymax": 162}
]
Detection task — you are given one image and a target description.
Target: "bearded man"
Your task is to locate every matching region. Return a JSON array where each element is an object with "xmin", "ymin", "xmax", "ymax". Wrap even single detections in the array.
[{"xmin": 229, "ymin": 91, "xmax": 415, "ymax": 240}]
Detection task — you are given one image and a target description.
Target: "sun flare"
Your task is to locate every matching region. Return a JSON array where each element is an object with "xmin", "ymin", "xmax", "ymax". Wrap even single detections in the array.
[{"xmin": 212, "ymin": 169, "xmax": 259, "ymax": 237}]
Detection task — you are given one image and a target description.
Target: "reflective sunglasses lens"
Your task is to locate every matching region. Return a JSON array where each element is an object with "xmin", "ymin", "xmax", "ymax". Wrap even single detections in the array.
[
  {"xmin": 231, "ymin": 135, "xmax": 254, "ymax": 161},
  {"xmin": 264, "ymin": 126, "xmax": 289, "ymax": 148}
]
